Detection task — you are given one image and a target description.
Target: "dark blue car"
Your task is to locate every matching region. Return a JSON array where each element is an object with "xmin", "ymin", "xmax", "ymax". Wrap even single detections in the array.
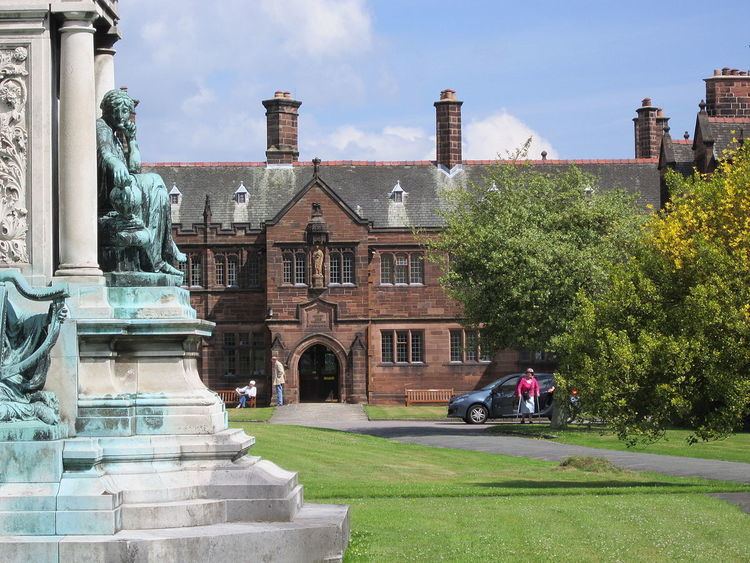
[{"xmin": 447, "ymin": 372, "xmax": 555, "ymax": 424}]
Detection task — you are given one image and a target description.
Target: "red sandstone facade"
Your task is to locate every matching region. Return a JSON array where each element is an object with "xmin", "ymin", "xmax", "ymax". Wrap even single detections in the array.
[{"xmin": 155, "ymin": 67, "xmax": 746, "ymax": 405}]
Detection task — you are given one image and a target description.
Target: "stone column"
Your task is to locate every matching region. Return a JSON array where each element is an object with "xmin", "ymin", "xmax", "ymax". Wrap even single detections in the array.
[
  {"xmin": 94, "ymin": 30, "xmax": 119, "ymax": 116},
  {"xmin": 55, "ymin": 11, "xmax": 103, "ymax": 278}
]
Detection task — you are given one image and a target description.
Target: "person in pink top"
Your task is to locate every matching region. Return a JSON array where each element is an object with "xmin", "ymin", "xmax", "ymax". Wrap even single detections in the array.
[{"xmin": 515, "ymin": 368, "xmax": 540, "ymax": 423}]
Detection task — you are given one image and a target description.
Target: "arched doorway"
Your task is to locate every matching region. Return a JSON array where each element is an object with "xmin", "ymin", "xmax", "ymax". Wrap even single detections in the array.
[{"xmin": 298, "ymin": 344, "xmax": 340, "ymax": 402}]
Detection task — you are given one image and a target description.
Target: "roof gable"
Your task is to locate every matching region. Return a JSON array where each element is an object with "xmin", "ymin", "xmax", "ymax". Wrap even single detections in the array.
[{"xmin": 265, "ymin": 171, "xmax": 371, "ymax": 228}]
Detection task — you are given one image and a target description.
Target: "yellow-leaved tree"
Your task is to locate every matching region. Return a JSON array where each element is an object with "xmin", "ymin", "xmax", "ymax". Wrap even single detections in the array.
[{"xmin": 556, "ymin": 141, "xmax": 750, "ymax": 442}]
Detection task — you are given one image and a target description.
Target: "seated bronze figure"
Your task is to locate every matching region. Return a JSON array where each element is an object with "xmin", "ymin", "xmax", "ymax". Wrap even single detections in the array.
[{"xmin": 96, "ymin": 89, "xmax": 186, "ymax": 277}]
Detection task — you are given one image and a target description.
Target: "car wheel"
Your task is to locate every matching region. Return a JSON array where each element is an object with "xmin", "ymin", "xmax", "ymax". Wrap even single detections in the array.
[{"xmin": 466, "ymin": 404, "xmax": 488, "ymax": 424}]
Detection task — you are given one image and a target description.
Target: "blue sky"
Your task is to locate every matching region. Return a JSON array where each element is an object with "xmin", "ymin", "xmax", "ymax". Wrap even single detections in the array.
[{"xmin": 116, "ymin": 0, "xmax": 750, "ymax": 163}]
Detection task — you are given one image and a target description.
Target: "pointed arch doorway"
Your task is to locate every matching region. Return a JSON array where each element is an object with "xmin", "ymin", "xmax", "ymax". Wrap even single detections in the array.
[{"xmin": 298, "ymin": 344, "xmax": 340, "ymax": 402}]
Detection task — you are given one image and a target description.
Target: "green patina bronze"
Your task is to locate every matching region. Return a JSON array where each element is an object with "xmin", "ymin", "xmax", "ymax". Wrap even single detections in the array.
[
  {"xmin": 0, "ymin": 270, "xmax": 68, "ymax": 425},
  {"xmin": 97, "ymin": 89, "xmax": 186, "ymax": 280}
]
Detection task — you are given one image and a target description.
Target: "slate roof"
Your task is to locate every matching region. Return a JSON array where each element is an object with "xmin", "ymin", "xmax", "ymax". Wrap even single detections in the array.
[
  {"xmin": 660, "ymin": 135, "xmax": 695, "ymax": 177},
  {"xmin": 145, "ymin": 160, "xmax": 660, "ymax": 230},
  {"xmin": 707, "ymin": 118, "xmax": 749, "ymax": 157}
]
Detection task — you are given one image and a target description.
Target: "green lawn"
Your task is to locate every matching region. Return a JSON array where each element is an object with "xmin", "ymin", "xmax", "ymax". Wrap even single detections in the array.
[
  {"xmin": 227, "ymin": 407, "xmax": 275, "ymax": 423},
  {"xmin": 232, "ymin": 422, "xmax": 750, "ymax": 561},
  {"xmin": 364, "ymin": 405, "xmax": 448, "ymax": 421},
  {"xmin": 486, "ymin": 423, "xmax": 750, "ymax": 464}
]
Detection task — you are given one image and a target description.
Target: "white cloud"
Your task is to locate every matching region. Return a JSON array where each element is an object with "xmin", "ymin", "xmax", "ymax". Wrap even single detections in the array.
[
  {"xmin": 259, "ymin": 0, "xmax": 373, "ymax": 58},
  {"xmin": 464, "ymin": 112, "xmax": 558, "ymax": 160},
  {"xmin": 181, "ymin": 83, "xmax": 217, "ymax": 116},
  {"xmin": 303, "ymin": 112, "xmax": 558, "ymax": 162},
  {"xmin": 305, "ymin": 124, "xmax": 433, "ymax": 161}
]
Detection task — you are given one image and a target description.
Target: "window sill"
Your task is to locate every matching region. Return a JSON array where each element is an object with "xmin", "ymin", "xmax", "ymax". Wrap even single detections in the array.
[{"xmin": 377, "ymin": 362, "xmax": 427, "ymax": 367}]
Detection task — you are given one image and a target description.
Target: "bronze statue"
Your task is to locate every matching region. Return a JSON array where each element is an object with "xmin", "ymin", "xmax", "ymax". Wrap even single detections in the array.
[
  {"xmin": 96, "ymin": 89, "xmax": 185, "ymax": 276},
  {"xmin": 0, "ymin": 270, "xmax": 68, "ymax": 424}
]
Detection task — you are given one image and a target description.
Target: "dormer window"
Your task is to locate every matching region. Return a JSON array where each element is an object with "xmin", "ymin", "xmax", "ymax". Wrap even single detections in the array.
[
  {"xmin": 389, "ymin": 181, "xmax": 406, "ymax": 204},
  {"xmin": 169, "ymin": 183, "xmax": 181, "ymax": 205},
  {"xmin": 234, "ymin": 181, "xmax": 248, "ymax": 204}
]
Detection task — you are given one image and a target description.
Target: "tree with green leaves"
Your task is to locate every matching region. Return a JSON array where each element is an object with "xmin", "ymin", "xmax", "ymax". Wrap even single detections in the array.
[
  {"xmin": 556, "ymin": 142, "xmax": 750, "ymax": 442},
  {"xmin": 428, "ymin": 148, "xmax": 646, "ymax": 385}
]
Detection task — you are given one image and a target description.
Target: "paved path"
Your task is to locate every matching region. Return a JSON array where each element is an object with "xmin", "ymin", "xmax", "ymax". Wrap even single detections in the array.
[
  {"xmin": 269, "ymin": 405, "xmax": 750, "ymax": 485},
  {"xmin": 270, "ymin": 403, "xmax": 369, "ymax": 426}
]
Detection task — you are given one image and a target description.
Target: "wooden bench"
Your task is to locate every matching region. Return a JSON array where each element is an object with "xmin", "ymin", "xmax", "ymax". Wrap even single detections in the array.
[
  {"xmin": 216, "ymin": 389, "xmax": 239, "ymax": 406},
  {"xmin": 405, "ymin": 388, "xmax": 454, "ymax": 406}
]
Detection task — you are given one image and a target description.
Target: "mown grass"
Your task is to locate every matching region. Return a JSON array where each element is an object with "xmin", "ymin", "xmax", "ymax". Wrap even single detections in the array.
[
  {"xmin": 487, "ymin": 423, "xmax": 750, "ymax": 464},
  {"xmin": 227, "ymin": 407, "xmax": 275, "ymax": 423},
  {"xmin": 233, "ymin": 422, "xmax": 750, "ymax": 561},
  {"xmin": 364, "ymin": 405, "xmax": 448, "ymax": 421}
]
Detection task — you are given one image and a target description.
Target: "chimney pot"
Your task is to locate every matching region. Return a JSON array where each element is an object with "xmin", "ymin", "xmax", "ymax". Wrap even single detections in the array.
[
  {"xmin": 440, "ymin": 89, "xmax": 457, "ymax": 101},
  {"xmin": 714, "ymin": 69, "xmax": 721, "ymax": 76},
  {"xmin": 656, "ymin": 109, "xmax": 664, "ymax": 116},
  {"xmin": 722, "ymin": 67, "xmax": 730, "ymax": 75},
  {"xmin": 283, "ymin": 91, "xmax": 292, "ymax": 98},
  {"xmin": 642, "ymin": 97, "xmax": 652, "ymax": 107},
  {"xmin": 274, "ymin": 90, "xmax": 285, "ymax": 98}
]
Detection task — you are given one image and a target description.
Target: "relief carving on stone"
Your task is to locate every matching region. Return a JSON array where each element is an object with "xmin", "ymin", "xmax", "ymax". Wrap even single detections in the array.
[{"xmin": 0, "ymin": 46, "xmax": 29, "ymax": 264}]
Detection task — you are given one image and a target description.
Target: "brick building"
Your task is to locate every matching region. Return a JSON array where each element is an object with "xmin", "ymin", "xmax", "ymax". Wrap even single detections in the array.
[{"xmin": 143, "ymin": 68, "xmax": 747, "ymax": 405}]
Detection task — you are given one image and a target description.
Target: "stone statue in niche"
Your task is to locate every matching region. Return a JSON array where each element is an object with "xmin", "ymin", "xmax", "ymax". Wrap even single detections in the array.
[
  {"xmin": 0, "ymin": 270, "xmax": 68, "ymax": 424},
  {"xmin": 312, "ymin": 246, "xmax": 324, "ymax": 288},
  {"xmin": 96, "ymin": 89, "xmax": 185, "ymax": 278}
]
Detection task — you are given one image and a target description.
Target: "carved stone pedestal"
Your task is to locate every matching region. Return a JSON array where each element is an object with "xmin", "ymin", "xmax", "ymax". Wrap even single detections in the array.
[{"xmin": 0, "ymin": 283, "xmax": 349, "ymax": 562}]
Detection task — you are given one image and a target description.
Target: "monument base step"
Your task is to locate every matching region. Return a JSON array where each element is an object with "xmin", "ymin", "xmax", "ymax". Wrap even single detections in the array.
[{"xmin": 0, "ymin": 503, "xmax": 350, "ymax": 563}]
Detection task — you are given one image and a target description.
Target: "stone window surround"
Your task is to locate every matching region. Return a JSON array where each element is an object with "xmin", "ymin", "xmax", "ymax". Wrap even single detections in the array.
[
  {"xmin": 380, "ymin": 329, "xmax": 425, "ymax": 365},
  {"xmin": 179, "ymin": 251, "xmax": 203, "ymax": 288},
  {"xmin": 449, "ymin": 328, "xmax": 491, "ymax": 363},
  {"xmin": 327, "ymin": 247, "xmax": 356, "ymax": 286},
  {"xmin": 220, "ymin": 330, "xmax": 267, "ymax": 381},
  {"xmin": 281, "ymin": 248, "xmax": 308, "ymax": 286},
  {"xmin": 214, "ymin": 252, "xmax": 240, "ymax": 288},
  {"xmin": 380, "ymin": 252, "xmax": 425, "ymax": 285},
  {"xmin": 208, "ymin": 249, "xmax": 263, "ymax": 290}
]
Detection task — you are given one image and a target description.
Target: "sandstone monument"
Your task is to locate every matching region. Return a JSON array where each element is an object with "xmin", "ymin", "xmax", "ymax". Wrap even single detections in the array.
[{"xmin": 0, "ymin": 2, "xmax": 349, "ymax": 561}]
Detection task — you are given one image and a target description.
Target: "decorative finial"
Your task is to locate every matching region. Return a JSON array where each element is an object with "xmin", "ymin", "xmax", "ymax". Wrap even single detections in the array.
[
  {"xmin": 203, "ymin": 194, "xmax": 212, "ymax": 223},
  {"xmin": 541, "ymin": 150, "xmax": 547, "ymax": 161},
  {"xmin": 313, "ymin": 157, "xmax": 321, "ymax": 177},
  {"xmin": 699, "ymin": 99, "xmax": 707, "ymax": 112},
  {"xmin": 683, "ymin": 131, "xmax": 690, "ymax": 140},
  {"xmin": 663, "ymin": 125, "xmax": 670, "ymax": 134}
]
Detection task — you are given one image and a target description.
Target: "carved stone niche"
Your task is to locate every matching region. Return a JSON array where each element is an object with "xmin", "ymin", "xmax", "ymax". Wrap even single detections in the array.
[
  {"xmin": 306, "ymin": 202, "xmax": 328, "ymax": 246},
  {"xmin": 0, "ymin": 46, "xmax": 30, "ymax": 265}
]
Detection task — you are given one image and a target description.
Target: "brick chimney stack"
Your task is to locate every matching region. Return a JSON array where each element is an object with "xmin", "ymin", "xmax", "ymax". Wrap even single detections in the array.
[
  {"xmin": 262, "ymin": 91, "xmax": 301, "ymax": 164},
  {"xmin": 656, "ymin": 109, "xmax": 669, "ymax": 137},
  {"xmin": 434, "ymin": 89, "xmax": 463, "ymax": 170},
  {"xmin": 633, "ymin": 98, "xmax": 661, "ymax": 159},
  {"xmin": 704, "ymin": 68, "xmax": 750, "ymax": 118}
]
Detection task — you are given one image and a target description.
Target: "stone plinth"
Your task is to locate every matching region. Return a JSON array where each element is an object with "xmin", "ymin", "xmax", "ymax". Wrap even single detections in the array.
[{"xmin": 75, "ymin": 285, "xmax": 220, "ymax": 437}]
